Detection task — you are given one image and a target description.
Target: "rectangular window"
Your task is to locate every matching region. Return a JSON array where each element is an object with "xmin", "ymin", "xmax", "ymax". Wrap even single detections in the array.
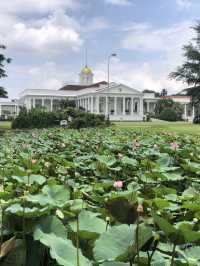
[{"xmin": 35, "ymin": 99, "xmax": 42, "ymax": 108}]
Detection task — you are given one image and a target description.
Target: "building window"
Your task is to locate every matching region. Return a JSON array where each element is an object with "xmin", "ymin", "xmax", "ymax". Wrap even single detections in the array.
[
  {"xmin": 125, "ymin": 98, "xmax": 131, "ymax": 115},
  {"xmin": 117, "ymin": 97, "xmax": 123, "ymax": 115},
  {"xmin": 44, "ymin": 99, "xmax": 51, "ymax": 111},
  {"xmin": 35, "ymin": 99, "xmax": 42, "ymax": 108},
  {"xmin": 99, "ymin": 97, "xmax": 106, "ymax": 114}
]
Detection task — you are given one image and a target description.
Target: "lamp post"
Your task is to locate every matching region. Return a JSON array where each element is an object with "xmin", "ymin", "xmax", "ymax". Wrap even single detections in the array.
[
  {"xmin": 107, "ymin": 53, "xmax": 117, "ymax": 118},
  {"xmin": 108, "ymin": 53, "xmax": 117, "ymax": 89}
]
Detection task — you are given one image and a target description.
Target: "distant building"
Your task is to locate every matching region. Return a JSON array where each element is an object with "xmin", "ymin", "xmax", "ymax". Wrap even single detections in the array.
[
  {"xmin": 9, "ymin": 64, "xmax": 196, "ymax": 122},
  {"xmin": 0, "ymin": 98, "xmax": 19, "ymax": 120}
]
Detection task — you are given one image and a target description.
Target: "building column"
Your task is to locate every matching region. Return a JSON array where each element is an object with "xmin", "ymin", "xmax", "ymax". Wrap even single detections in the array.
[
  {"xmin": 106, "ymin": 96, "xmax": 108, "ymax": 115},
  {"xmin": 96, "ymin": 96, "xmax": 99, "ymax": 114},
  {"xmin": 140, "ymin": 98, "xmax": 143, "ymax": 117},
  {"xmin": 91, "ymin": 96, "xmax": 94, "ymax": 113},
  {"xmin": 114, "ymin": 97, "xmax": 117, "ymax": 115},
  {"xmin": 184, "ymin": 104, "xmax": 187, "ymax": 120},
  {"xmin": 123, "ymin": 97, "xmax": 125, "ymax": 115},
  {"xmin": 42, "ymin": 98, "xmax": 44, "ymax": 107},
  {"xmin": 131, "ymin": 97, "xmax": 134, "ymax": 115},
  {"xmin": 192, "ymin": 105, "xmax": 195, "ymax": 119}
]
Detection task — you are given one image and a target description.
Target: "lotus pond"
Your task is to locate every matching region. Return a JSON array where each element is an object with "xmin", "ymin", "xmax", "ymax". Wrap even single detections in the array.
[{"xmin": 0, "ymin": 127, "xmax": 200, "ymax": 265}]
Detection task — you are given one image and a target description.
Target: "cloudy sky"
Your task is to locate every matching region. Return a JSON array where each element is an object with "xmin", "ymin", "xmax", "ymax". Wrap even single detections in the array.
[{"xmin": 0, "ymin": 0, "xmax": 199, "ymax": 98}]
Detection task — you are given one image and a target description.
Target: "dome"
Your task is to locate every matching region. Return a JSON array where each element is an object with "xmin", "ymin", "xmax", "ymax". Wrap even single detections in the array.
[{"xmin": 81, "ymin": 66, "xmax": 92, "ymax": 75}]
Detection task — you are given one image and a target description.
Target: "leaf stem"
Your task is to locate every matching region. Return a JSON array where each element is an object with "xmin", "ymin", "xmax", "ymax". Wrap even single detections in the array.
[
  {"xmin": 136, "ymin": 215, "xmax": 140, "ymax": 263},
  {"xmin": 76, "ymin": 215, "xmax": 80, "ymax": 266},
  {"xmin": 170, "ymin": 243, "xmax": 176, "ymax": 266}
]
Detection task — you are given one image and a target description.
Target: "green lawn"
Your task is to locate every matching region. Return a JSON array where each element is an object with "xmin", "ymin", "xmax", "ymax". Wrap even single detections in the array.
[
  {"xmin": 113, "ymin": 121, "xmax": 200, "ymax": 135},
  {"xmin": 0, "ymin": 121, "xmax": 12, "ymax": 130},
  {"xmin": 0, "ymin": 120, "xmax": 199, "ymax": 135}
]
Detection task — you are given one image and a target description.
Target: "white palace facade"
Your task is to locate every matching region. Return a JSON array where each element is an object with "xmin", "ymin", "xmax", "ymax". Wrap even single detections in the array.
[{"xmin": 0, "ymin": 64, "xmax": 196, "ymax": 121}]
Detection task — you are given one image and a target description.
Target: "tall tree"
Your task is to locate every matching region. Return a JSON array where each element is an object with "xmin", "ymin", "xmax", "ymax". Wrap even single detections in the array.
[
  {"xmin": 0, "ymin": 45, "xmax": 11, "ymax": 98},
  {"xmin": 169, "ymin": 23, "xmax": 200, "ymax": 109},
  {"xmin": 0, "ymin": 87, "xmax": 8, "ymax": 98}
]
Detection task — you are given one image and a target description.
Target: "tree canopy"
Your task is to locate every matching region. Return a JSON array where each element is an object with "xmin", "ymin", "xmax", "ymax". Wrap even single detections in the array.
[
  {"xmin": 169, "ymin": 22, "xmax": 200, "ymax": 110},
  {"xmin": 0, "ymin": 45, "xmax": 11, "ymax": 98}
]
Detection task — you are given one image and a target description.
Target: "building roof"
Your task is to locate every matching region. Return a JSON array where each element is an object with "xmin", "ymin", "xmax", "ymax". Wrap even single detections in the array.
[
  {"xmin": 59, "ymin": 81, "xmax": 108, "ymax": 91},
  {"xmin": 0, "ymin": 98, "xmax": 18, "ymax": 105},
  {"xmin": 19, "ymin": 89, "xmax": 77, "ymax": 98}
]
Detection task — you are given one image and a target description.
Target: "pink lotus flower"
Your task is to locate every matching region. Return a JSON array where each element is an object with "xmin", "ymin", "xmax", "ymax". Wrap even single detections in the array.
[
  {"xmin": 31, "ymin": 159, "xmax": 37, "ymax": 164},
  {"xmin": 113, "ymin": 180, "xmax": 123, "ymax": 189},
  {"xmin": 170, "ymin": 142, "xmax": 179, "ymax": 151}
]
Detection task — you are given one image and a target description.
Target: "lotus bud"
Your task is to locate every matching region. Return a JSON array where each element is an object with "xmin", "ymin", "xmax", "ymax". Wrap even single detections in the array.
[
  {"xmin": 44, "ymin": 162, "xmax": 51, "ymax": 168},
  {"xmin": 31, "ymin": 159, "xmax": 37, "ymax": 165},
  {"xmin": 137, "ymin": 204, "xmax": 144, "ymax": 214},
  {"xmin": 118, "ymin": 153, "xmax": 123, "ymax": 160},
  {"xmin": 56, "ymin": 209, "xmax": 64, "ymax": 220},
  {"xmin": 106, "ymin": 217, "xmax": 110, "ymax": 222},
  {"xmin": 193, "ymin": 217, "xmax": 198, "ymax": 223},
  {"xmin": 60, "ymin": 143, "xmax": 66, "ymax": 148}
]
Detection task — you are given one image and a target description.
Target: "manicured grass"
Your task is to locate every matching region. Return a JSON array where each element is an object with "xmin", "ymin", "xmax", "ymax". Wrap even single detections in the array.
[
  {"xmin": 0, "ymin": 121, "xmax": 12, "ymax": 130},
  {"xmin": 113, "ymin": 121, "xmax": 200, "ymax": 135}
]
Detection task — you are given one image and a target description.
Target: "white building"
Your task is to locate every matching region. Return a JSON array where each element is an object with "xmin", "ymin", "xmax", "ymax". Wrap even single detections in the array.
[
  {"xmin": 0, "ymin": 98, "xmax": 19, "ymax": 120},
  {"xmin": 1, "ymin": 64, "xmax": 196, "ymax": 121}
]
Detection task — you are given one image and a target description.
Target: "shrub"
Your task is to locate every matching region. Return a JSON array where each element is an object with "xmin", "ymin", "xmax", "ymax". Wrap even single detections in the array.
[
  {"xmin": 155, "ymin": 99, "xmax": 183, "ymax": 121},
  {"xmin": 158, "ymin": 108, "xmax": 179, "ymax": 121},
  {"xmin": 12, "ymin": 108, "xmax": 108, "ymax": 129}
]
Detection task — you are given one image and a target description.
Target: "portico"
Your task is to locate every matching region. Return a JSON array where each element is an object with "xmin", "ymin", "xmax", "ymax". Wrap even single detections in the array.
[{"xmin": 76, "ymin": 83, "xmax": 143, "ymax": 121}]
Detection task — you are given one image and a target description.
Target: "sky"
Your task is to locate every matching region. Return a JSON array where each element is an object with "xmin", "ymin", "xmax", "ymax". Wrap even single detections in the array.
[{"xmin": 0, "ymin": 0, "xmax": 199, "ymax": 98}]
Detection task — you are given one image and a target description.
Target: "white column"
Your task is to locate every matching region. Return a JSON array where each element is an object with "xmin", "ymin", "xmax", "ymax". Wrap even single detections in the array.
[
  {"xmin": 192, "ymin": 105, "xmax": 195, "ymax": 119},
  {"xmin": 0, "ymin": 104, "xmax": 1, "ymax": 117},
  {"xmin": 96, "ymin": 96, "xmax": 99, "ymax": 114},
  {"xmin": 91, "ymin": 96, "xmax": 94, "ymax": 113},
  {"xmin": 106, "ymin": 96, "xmax": 108, "ymax": 115},
  {"xmin": 184, "ymin": 104, "xmax": 187, "ymax": 120},
  {"xmin": 42, "ymin": 98, "xmax": 44, "ymax": 107},
  {"xmin": 140, "ymin": 98, "xmax": 143, "ymax": 117},
  {"xmin": 123, "ymin": 97, "xmax": 125, "ymax": 115},
  {"xmin": 131, "ymin": 97, "xmax": 134, "ymax": 116},
  {"xmin": 114, "ymin": 97, "xmax": 117, "ymax": 115}
]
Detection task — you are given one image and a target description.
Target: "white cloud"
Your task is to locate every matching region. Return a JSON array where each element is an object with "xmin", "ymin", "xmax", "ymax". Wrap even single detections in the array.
[
  {"xmin": 121, "ymin": 21, "xmax": 193, "ymax": 55},
  {"xmin": 0, "ymin": 0, "xmax": 79, "ymax": 15},
  {"xmin": 176, "ymin": 0, "xmax": 192, "ymax": 9},
  {"xmin": 94, "ymin": 21, "xmax": 195, "ymax": 94},
  {"xmin": 0, "ymin": 10, "xmax": 83, "ymax": 55},
  {"xmin": 94, "ymin": 60, "xmax": 186, "ymax": 94},
  {"xmin": 105, "ymin": 0, "xmax": 132, "ymax": 6}
]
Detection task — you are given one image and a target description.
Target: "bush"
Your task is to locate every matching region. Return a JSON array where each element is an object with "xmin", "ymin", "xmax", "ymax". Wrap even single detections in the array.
[
  {"xmin": 158, "ymin": 108, "xmax": 179, "ymax": 121},
  {"xmin": 193, "ymin": 115, "xmax": 200, "ymax": 124},
  {"xmin": 12, "ymin": 108, "xmax": 108, "ymax": 129}
]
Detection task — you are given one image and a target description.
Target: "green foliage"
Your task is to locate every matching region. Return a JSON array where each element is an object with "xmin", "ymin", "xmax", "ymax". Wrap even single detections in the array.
[
  {"xmin": 0, "ymin": 128, "xmax": 200, "ymax": 265},
  {"xmin": 0, "ymin": 45, "xmax": 11, "ymax": 79},
  {"xmin": 159, "ymin": 108, "xmax": 179, "ymax": 121},
  {"xmin": 12, "ymin": 107, "xmax": 108, "ymax": 129},
  {"xmin": 155, "ymin": 99, "xmax": 183, "ymax": 121},
  {"xmin": 169, "ymin": 22, "xmax": 200, "ymax": 108},
  {"xmin": 0, "ymin": 87, "xmax": 8, "ymax": 98}
]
